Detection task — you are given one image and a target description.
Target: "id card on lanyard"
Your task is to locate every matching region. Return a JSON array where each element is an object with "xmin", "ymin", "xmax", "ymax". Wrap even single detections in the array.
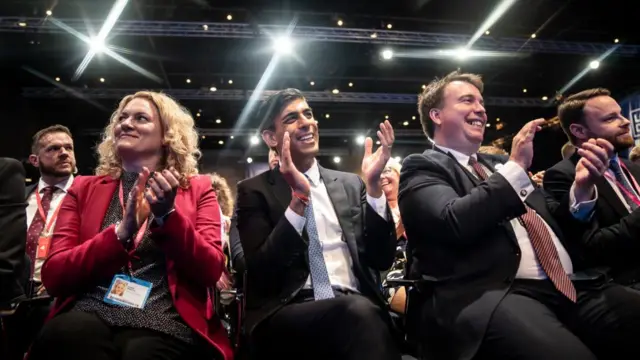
[
  {"xmin": 118, "ymin": 181, "xmax": 149, "ymax": 273},
  {"xmin": 35, "ymin": 187, "xmax": 63, "ymax": 259}
]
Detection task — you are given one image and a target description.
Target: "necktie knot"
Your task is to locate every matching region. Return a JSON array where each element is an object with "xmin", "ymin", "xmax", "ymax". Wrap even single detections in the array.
[
  {"xmin": 468, "ymin": 156, "xmax": 488, "ymax": 180},
  {"xmin": 609, "ymin": 158, "xmax": 620, "ymax": 170},
  {"xmin": 42, "ymin": 186, "xmax": 55, "ymax": 195}
]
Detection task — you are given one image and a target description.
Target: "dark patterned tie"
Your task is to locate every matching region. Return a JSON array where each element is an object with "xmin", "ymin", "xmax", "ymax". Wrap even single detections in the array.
[
  {"xmin": 609, "ymin": 159, "xmax": 639, "ymax": 211},
  {"xmin": 468, "ymin": 157, "xmax": 576, "ymax": 302},
  {"xmin": 26, "ymin": 186, "xmax": 55, "ymax": 275}
]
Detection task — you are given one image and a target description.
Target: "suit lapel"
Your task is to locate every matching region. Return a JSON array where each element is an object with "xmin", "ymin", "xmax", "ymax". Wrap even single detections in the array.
[
  {"xmin": 594, "ymin": 176, "xmax": 629, "ymax": 217},
  {"xmin": 84, "ymin": 177, "xmax": 118, "ymax": 238},
  {"xmin": 267, "ymin": 167, "xmax": 292, "ymax": 212},
  {"xmin": 477, "ymin": 153, "xmax": 525, "ymax": 245},
  {"xmin": 432, "ymin": 147, "xmax": 481, "ymax": 188},
  {"xmin": 318, "ymin": 166, "xmax": 361, "ymax": 267}
]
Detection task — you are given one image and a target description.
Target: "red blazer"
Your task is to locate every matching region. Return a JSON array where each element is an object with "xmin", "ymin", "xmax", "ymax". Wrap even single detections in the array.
[{"xmin": 41, "ymin": 174, "xmax": 233, "ymax": 360}]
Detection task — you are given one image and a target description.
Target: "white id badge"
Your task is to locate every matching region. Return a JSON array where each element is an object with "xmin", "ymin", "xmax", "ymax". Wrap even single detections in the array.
[{"xmin": 104, "ymin": 274, "xmax": 152, "ymax": 309}]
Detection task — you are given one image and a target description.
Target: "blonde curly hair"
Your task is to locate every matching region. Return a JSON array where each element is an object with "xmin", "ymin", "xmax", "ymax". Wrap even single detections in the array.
[
  {"xmin": 95, "ymin": 91, "xmax": 201, "ymax": 187},
  {"xmin": 208, "ymin": 172, "xmax": 233, "ymax": 217}
]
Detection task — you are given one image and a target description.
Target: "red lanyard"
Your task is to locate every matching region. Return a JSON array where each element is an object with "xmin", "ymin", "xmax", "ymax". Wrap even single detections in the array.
[
  {"xmin": 604, "ymin": 163, "xmax": 640, "ymax": 207},
  {"xmin": 118, "ymin": 181, "xmax": 149, "ymax": 250},
  {"xmin": 35, "ymin": 186, "xmax": 64, "ymax": 235}
]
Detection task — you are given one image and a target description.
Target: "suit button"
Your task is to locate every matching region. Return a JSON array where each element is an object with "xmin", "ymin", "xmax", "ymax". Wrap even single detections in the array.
[
  {"xmin": 520, "ymin": 189, "xmax": 528, "ymax": 197},
  {"xmin": 281, "ymin": 297, "xmax": 289, "ymax": 304},
  {"xmin": 504, "ymin": 276, "xmax": 513, "ymax": 284}
]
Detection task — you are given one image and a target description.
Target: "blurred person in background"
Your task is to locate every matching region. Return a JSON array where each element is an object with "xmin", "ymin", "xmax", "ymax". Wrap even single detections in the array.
[
  {"xmin": 29, "ymin": 91, "xmax": 232, "ymax": 360},
  {"xmin": 629, "ymin": 145, "xmax": 640, "ymax": 164},
  {"xmin": 562, "ymin": 142, "xmax": 576, "ymax": 160},
  {"xmin": 209, "ymin": 172, "xmax": 234, "ymax": 291},
  {"xmin": 478, "ymin": 145, "xmax": 508, "ymax": 156},
  {"xmin": 379, "ymin": 158, "xmax": 408, "ymax": 314},
  {"xmin": 268, "ymin": 147, "xmax": 280, "ymax": 170}
]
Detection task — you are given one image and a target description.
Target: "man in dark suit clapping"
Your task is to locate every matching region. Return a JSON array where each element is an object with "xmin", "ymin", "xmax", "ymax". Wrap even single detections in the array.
[
  {"xmin": 545, "ymin": 88, "xmax": 640, "ymax": 289},
  {"xmin": 234, "ymin": 88, "xmax": 401, "ymax": 360},
  {"xmin": 399, "ymin": 71, "xmax": 640, "ymax": 360}
]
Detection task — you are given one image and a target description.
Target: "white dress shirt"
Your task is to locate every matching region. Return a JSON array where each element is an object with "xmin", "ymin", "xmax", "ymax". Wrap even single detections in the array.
[
  {"xmin": 284, "ymin": 160, "xmax": 388, "ymax": 292},
  {"xmin": 437, "ymin": 145, "xmax": 587, "ymax": 279},
  {"xmin": 26, "ymin": 175, "xmax": 74, "ymax": 281}
]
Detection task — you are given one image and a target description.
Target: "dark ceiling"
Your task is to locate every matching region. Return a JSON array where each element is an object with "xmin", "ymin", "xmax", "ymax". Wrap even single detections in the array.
[{"xmin": 0, "ymin": 0, "xmax": 637, "ymax": 173}]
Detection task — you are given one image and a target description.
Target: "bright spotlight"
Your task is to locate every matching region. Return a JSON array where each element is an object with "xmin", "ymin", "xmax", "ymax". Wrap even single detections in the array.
[
  {"xmin": 273, "ymin": 36, "xmax": 293, "ymax": 55},
  {"xmin": 90, "ymin": 37, "xmax": 106, "ymax": 53},
  {"xmin": 333, "ymin": 156, "xmax": 341, "ymax": 164},
  {"xmin": 454, "ymin": 47, "xmax": 470, "ymax": 60},
  {"xmin": 246, "ymin": 157, "xmax": 253, "ymax": 164},
  {"xmin": 381, "ymin": 49, "xmax": 393, "ymax": 60},
  {"xmin": 589, "ymin": 60, "xmax": 600, "ymax": 69},
  {"xmin": 46, "ymin": 10, "xmax": 52, "ymax": 16},
  {"xmin": 356, "ymin": 135, "xmax": 365, "ymax": 145},
  {"xmin": 250, "ymin": 135, "xmax": 260, "ymax": 145}
]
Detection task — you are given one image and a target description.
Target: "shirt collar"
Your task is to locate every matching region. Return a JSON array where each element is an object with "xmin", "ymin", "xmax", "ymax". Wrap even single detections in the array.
[
  {"xmin": 38, "ymin": 175, "xmax": 74, "ymax": 193},
  {"xmin": 435, "ymin": 144, "xmax": 476, "ymax": 166},
  {"xmin": 303, "ymin": 159, "xmax": 321, "ymax": 186}
]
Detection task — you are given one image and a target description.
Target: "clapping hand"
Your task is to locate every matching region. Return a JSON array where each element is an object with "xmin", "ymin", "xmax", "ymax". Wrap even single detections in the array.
[
  {"xmin": 362, "ymin": 120, "xmax": 395, "ymax": 197},
  {"xmin": 116, "ymin": 167, "xmax": 152, "ymax": 241},
  {"xmin": 509, "ymin": 119, "xmax": 545, "ymax": 171},
  {"xmin": 574, "ymin": 138, "xmax": 613, "ymax": 202},
  {"xmin": 279, "ymin": 131, "xmax": 311, "ymax": 196},
  {"xmin": 145, "ymin": 167, "xmax": 180, "ymax": 218}
]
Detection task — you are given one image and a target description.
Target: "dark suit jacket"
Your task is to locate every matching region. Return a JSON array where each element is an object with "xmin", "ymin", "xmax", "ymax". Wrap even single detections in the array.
[
  {"xmin": 42, "ymin": 175, "xmax": 233, "ymax": 360},
  {"xmin": 398, "ymin": 149, "xmax": 589, "ymax": 360},
  {"xmin": 25, "ymin": 184, "xmax": 36, "ymax": 199},
  {"xmin": 235, "ymin": 164, "xmax": 396, "ymax": 334},
  {"xmin": 229, "ymin": 204, "xmax": 245, "ymax": 275},
  {"xmin": 544, "ymin": 152, "xmax": 640, "ymax": 284},
  {"xmin": 0, "ymin": 158, "xmax": 27, "ymax": 303}
]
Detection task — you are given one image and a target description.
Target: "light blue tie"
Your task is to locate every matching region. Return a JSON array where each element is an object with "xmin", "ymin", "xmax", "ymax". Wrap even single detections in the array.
[{"xmin": 304, "ymin": 177, "xmax": 335, "ymax": 300}]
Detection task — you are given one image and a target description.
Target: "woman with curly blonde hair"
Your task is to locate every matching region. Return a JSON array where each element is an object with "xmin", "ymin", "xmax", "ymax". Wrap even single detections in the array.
[{"xmin": 30, "ymin": 91, "xmax": 233, "ymax": 360}]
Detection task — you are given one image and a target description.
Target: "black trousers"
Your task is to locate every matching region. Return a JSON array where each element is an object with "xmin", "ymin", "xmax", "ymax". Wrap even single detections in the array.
[
  {"xmin": 253, "ymin": 291, "xmax": 401, "ymax": 360},
  {"xmin": 2, "ymin": 298, "xmax": 52, "ymax": 360},
  {"xmin": 475, "ymin": 279, "xmax": 640, "ymax": 360},
  {"xmin": 28, "ymin": 311, "xmax": 217, "ymax": 360}
]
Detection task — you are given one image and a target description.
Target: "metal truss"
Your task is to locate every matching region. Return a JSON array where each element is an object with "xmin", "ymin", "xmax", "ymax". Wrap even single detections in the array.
[
  {"xmin": 1, "ymin": 17, "xmax": 635, "ymax": 56},
  {"xmin": 201, "ymin": 148, "xmax": 355, "ymax": 158},
  {"xmin": 78, "ymin": 127, "xmax": 425, "ymax": 138},
  {"xmin": 22, "ymin": 87, "xmax": 551, "ymax": 107}
]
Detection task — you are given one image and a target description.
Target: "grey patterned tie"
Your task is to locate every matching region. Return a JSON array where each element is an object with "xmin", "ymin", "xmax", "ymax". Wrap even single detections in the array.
[{"xmin": 304, "ymin": 176, "xmax": 335, "ymax": 300}]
